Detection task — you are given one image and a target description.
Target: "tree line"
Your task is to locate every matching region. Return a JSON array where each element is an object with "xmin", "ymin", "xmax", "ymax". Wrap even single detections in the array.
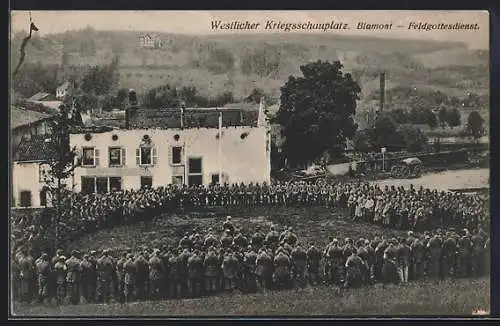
[{"xmin": 13, "ymin": 58, "xmax": 486, "ymax": 169}]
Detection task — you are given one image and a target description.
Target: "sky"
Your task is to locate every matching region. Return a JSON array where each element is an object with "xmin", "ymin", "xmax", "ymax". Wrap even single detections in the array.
[{"xmin": 10, "ymin": 10, "xmax": 489, "ymax": 49}]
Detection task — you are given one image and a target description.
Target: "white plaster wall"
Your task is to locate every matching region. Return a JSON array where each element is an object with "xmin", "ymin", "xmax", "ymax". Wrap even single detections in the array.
[
  {"xmin": 69, "ymin": 126, "xmax": 271, "ymax": 192},
  {"xmin": 12, "ymin": 162, "xmax": 42, "ymax": 207}
]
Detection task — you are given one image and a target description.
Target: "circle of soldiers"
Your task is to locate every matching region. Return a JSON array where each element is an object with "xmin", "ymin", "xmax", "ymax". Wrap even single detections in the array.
[
  {"xmin": 13, "ymin": 215, "xmax": 490, "ymax": 306},
  {"xmin": 11, "ymin": 181, "xmax": 489, "ymax": 258}
]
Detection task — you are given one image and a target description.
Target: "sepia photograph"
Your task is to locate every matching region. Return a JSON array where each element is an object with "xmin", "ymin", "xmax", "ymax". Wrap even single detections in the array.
[{"xmin": 9, "ymin": 10, "xmax": 490, "ymax": 317}]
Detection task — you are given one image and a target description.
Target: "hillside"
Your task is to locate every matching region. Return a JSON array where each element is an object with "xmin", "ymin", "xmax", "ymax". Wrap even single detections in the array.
[{"xmin": 10, "ymin": 28, "xmax": 489, "ymax": 111}]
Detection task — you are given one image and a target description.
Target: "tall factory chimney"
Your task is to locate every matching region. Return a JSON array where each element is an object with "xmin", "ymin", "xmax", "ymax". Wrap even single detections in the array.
[{"xmin": 379, "ymin": 72, "xmax": 385, "ymax": 112}]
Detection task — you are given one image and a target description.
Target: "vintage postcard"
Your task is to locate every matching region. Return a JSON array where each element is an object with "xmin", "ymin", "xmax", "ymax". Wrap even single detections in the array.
[{"xmin": 9, "ymin": 10, "xmax": 490, "ymax": 317}]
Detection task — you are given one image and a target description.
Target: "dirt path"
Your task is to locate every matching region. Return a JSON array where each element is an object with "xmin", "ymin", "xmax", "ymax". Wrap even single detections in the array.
[{"xmin": 372, "ymin": 168, "xmax": 489, "ymax": 191}]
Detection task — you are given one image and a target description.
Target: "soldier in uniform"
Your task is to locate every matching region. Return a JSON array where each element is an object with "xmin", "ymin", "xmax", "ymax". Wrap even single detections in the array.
[
  {"xmin": 65, "ymin": 250, "xmax": 82, "ymax": 305},
  {"xmin": 123, "ymin": 253, "xmax": 136, "ymax": 302},
  {"xmin": 243, "ymin": 245, "xmax": 258, "ymax": 293},
  {"xmin": 18, "ymin": 247, "xmax": 35, "ymax": 303},
  {"xmin": 325, "ymin": 239, "xmax": 344, "ymax": 286},
  {"xmin": 251, "ymin": 227, "xmax": 265, "ymax": 250},
  {"xmin": 396, "ymin": 237, "xmax": 411, "ymax": 283},
  {"xmin": 471, "ymin": 231, "xmax": 486, "ymax": 277},
  {"xmin": 177, "ymin": 248, "xmax": 191, "ymax": 297},
  {"xmin": 203, "ymin": 247, "xmax": 220, "ymax": 294},
  {"xmin": 134, "ymin": 252, "xmax": 149, "ymax": 301},
  {"xmin": 306, "ymin": 244, "xmax": 322, "ymax": 286},
  {"xmin": 179, "ymin": 233, "xmax": 192, "ymax": 250},
  {"xmin": 426, "ymin": 235, "xmax": 443, "ymax": 279},
  {"xmin": 382, "ymin": 243, "xmax": 400, "ymax": 284},
  {"xmin": 221, "ymin": 249, "xmax": 239, "ymax": 292},
  {"xmin": 441, "ymin": 233, "xmax": 458, "ymax": 278},
  {"xmin": 410, "ymin": 238, "xmax": 425, "ymax": 281},
  {"xmin": 283, "ymin": 227, "xmax": 298, "ymax": 246},
  {"xmin": 35, "ymin": 253, "xmax": 51, "ymax": 304},
  {"xmin": 356, "ymin": 245, "xmax": 370, "ymax": 285},
  {"xmin": 364, "ymin": 239, "xmax": 376, "ymax": 283},
  {"xmin": 148, "ymin": 249, "xmax": 163, "ymax": 300},
  {"xmin": 187, "ymin": 250, "xmax": 204, "ymax": 297},
  {"xmin": 291, "ymin": 243, "xmax": 308, "ymax": 288},
  {"xmin": 53, "ymin": 256, "xmax": 67, "ymax": 305},
  {"xmin": 80, "ymin": 254, "xmax": 96, "ymax": 303},
  {"xmin": 344, "ymin": 250, "xmax": 363, "ymax": 288},
  {"xmin": 87, "ymin": 250, "xmax": 99, "ymax": 302},
  {"xmin": 255, "ymin": 248, "xmax": 273, "ymax": 292},
  {"xmin": 273, "ymin": 249, "xmax": 292, "ymax": 290},
  {"xmin": 456, "ymin": 234, "xmax": 473, "ymax": 278},
  {"xmin": 167, "ymin": 248, "xmax": 180, "ymax": 298},
  {"xmin": 221, "ymin": 230, "xmax": 234, "ymax": 249},
  {"xmin": 204, "ymin": 228, "xmax": 220, "ymax": 249},
  {"xmin": 97, "ymin": 249, "xmax": 115, "ymax": 303},
  {"xmin": 115, "ymin": 251, "xmax": 127, "ymax": 303},
  {"xmin": 233, "ymin": 229, "xmax": 249, "ymax": 249},
  {"xmin": 223, "ymin": 216, "xmax": 235, "ymax": 235},
  {"xmin": 265, "ymin": 225, "xmax": 280, "ymax": 251}
]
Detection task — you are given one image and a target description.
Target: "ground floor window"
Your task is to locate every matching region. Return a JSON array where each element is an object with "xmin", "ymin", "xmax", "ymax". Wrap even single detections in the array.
[
  {"xmin": 20, "ymin": 191, "xmax": 32, "ymax": 207},
  {"xmin": 188, "ymin": 157, "xmax": 203, "ymax": 185},
  {"xmin": 81, "ymin": 177, "xmax": 95, "ymax": 195},
  {"xmin": 188, "ymin": 175, "xmax": 203, "ymax": 186},
  {"xmin": 81, "ymin": 176, "xmax": 123, "ymax": 194},
  {"xmin": 172, "ymin": 175, "xmax": 183, "ymax": 185},
  {"xmin": 211, "ymin": 173, "xmax": 220, "ymax": 185},
  {"xmin": 96, "ymin": 177, "xmax": 108, "ymax": 194},
  {"xmin": 109, "ymin": 177, "xmax": 122, "ymax": 192},
  {"xmin": 40, "ymin": 188, "xmax": 49, "ymax": 207},
  {"xmin": 141, "ymin": 176, "xmax": 153, "ymax": 189},
  {"xmin": 210, "ymin": 173, "xmax": 228, "ymax": 185}
]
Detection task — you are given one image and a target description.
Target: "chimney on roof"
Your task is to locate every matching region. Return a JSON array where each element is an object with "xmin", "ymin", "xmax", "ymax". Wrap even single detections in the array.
[
  {"xmin": 257, "ymin": 96, "xmax": 266, "ymax": 127},
  {"xmin": 125, "ymin": 89, "xmax": 138, "ymax": 129},
  {"xmin": 180, "ymin": 102, "xmax": 185, "ymax": 129}
]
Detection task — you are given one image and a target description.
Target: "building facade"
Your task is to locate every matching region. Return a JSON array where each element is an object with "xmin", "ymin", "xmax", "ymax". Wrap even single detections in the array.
[
  {"xmin": 69, "ymin": 125, "xmax": 271, "ymax": 193},
  {"xmin": 11, "ymin": 107, "xmax": 53, "ymax": 154},
  {"xmin": 12, "ymin": 136, "xmax": 58, "ymax": 208},
  {"xmin": 11, "ymin": 96, "xmax": 271, "ymax": 205}
]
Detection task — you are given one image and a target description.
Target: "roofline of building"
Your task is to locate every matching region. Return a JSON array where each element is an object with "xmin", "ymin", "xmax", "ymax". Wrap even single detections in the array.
[
  {"xmin": 69, "ymin": 125, "xmax": 266, "ymax": 134},
  {"xmin": 14, "ymin": 159, "xmax": 50, "ymax": 164}
]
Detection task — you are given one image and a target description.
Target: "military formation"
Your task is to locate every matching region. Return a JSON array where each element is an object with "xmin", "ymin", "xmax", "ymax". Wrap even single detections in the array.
[
  {"xmin": 11, "ymin": 179, "xmax": 489, "ymax": 306},
  {"xmin": 12, "ymin": 215, "xmax": 490, "ymax": 306},
  {"xmin": 11, "ymin": 181, "xmax": 489, "ymax": 259}
]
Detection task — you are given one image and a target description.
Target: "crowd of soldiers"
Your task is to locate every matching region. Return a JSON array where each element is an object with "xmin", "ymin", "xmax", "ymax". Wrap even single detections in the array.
[
  {"xmin": 12, "ymin": 216, "xmax": 490, "ymax": 306},
  {"xmin": 11, "ymin": 181, "xmax": 488, "ymax": 258}
]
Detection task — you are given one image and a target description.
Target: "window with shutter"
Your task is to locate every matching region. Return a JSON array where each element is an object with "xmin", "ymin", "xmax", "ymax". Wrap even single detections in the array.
[
  {"xmin": 82, "ymin": 147, "xmax": 95, "ymax": 166},
  {"xmin": 136, "ymin": 148, "xmax": 141, "ymax": 166},
  {"xmin": 152, "ymin": 147, "xmax": 158, "ymax": 165},
  {"xmin": 94, "ymin": 149, "xmax": 100, "ymax": 166},
  {"xmin": 168, "ymin": 146, "xmax": 173, "ymax": 165},
  {"xmin": 121, "ymin": 148, "xmax": 127, "ymax": 166},
  {"xmin": 172, "ymin": 146, "xmax": 182, "ymax": 165}
]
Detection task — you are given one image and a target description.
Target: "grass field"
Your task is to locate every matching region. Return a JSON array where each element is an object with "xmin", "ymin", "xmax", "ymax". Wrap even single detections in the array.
[
  {"xmin": 13, "ymin": 277, "xmax": 490, "ymax": 316},
  {"xmin": 12, "ymin": 200, "xmax": 491, "ymax": 316}
]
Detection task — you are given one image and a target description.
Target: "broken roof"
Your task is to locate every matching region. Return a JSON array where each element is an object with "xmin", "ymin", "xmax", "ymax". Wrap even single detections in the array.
[
  {"xmin": 28, "ymin": 92, "xmax": 52, "ymax": 101},
  {"xmin": 128, "ymin": 107, "xmax": 260, "ymax": 129},
  {"xmin": 14, "ymin": 135, "xmax": 58, "ymax": 162},
  {"xmin": 11, "ymin": 107, "xmax": 53, "ymax": 130}
]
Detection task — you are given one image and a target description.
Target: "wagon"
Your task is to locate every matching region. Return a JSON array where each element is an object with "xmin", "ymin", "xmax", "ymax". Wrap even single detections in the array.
[{"xmin": 390, "ymin": 157, "xmax": 423, "ymax": 179}]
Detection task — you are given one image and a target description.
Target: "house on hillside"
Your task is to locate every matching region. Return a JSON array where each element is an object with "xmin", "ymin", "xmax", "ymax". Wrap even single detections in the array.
[
  {"xmin": 27, "ymin": 92, "xmax": 63, "ymax": 111},
  {"xmin": 11, "ymin": 107, "xmax": 54, "ymax": 153},
  {"xmin": 56, "ymin": 81, "xmax": 72, "ymax": 99},
  {"xmin": 12, "ymin": 136, "xmax": 59, "ymax": 208},
  {"xmin": 65, "ymin": 94, "xmax": 270, "ymax": 193},
  {"xmin": 139, "ymin": 34, "xmax": 163, "ymax": 49},
  {"xmin": 28, "ymin": 92, "xmax": 56, "ymax": 102}
]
